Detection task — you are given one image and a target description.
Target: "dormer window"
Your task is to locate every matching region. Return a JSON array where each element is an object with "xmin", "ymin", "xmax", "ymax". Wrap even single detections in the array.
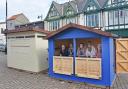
[
  {"xmin": 49, "ymin": 6, "xmax": 59, "ymax": 17},
  {"xmin": 65, "ymin": 5, "xmax": 74, "ymax": 16},
  {"xmin": 86, "ymin": 0, "xmax": 97, "ymax": 11},
  {"xmin": 66, "ymin": 9, "xmax": 74, "ymax": 16}
]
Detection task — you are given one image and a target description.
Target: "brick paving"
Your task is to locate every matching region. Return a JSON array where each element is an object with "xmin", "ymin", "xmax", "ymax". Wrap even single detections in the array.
[{"xmin": 0, "ymin": 52, "xmax": 128, "ymax": 89}]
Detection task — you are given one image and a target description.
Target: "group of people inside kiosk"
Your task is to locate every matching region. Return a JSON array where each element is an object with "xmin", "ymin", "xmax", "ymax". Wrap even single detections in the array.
[{"xmin": 59, "ymin": 41, "xmax": 101, "ymax": 58}]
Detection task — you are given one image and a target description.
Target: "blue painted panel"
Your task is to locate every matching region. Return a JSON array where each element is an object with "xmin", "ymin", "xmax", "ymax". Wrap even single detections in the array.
[
  {"xmin": 52, "ymin": 28, "xmax": 102, "ymax": 39},
  {"xmin": 49, "ymin": 73, "xmax": 111, "ymax": 86},
  {"xmin": 48, "ymin": 39, "xmax": 54, "ymax": 75},
  {"xmin": 109, "ymin": 38, "xmax": 116, "ymax": 85},
  {"xmin": 101, "ymin": 37, "xmax": 111, "ymax": 85}
]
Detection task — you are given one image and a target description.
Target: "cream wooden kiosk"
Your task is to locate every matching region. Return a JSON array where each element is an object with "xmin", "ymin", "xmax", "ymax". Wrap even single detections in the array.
[{"xmin": 5, "ymin": 29, "xmax": 49, "ymax": 73}]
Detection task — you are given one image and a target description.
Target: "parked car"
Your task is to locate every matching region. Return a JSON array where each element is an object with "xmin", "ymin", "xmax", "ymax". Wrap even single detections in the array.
[{"xmin": 0, "ymin": 44, "xmax": 6, "ymax": 52}]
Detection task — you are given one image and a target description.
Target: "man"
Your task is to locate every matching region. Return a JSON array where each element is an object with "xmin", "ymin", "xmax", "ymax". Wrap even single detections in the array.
[{"xmin": 68, "ymin": 44, "xmax": 73, "ymax": 56}]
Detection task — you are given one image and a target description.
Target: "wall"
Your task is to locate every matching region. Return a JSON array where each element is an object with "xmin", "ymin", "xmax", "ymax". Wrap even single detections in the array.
[
  {"xmin": 15, "ymin": 15, "xmax": 29, "ymax": 26},
  {"xmin": 7, "ymin": 32, "xmax": 38, "ymax": 72},
  {"xmin": 79, "ymin": 14, "xmax": 84, "ymax": 25},
  {"xmin": 35, "ymin": 33, "xmax": 48, "ymax": 71},
  {"xmin": 7, "ymin": 32, "xmax": 48, "ymax": 72},
  {"xmin": 44, "ymin": 21, "xmax": 48, "ymax": 31},
  {"xmin": 7, "ymin": 20, "xmax": 15, "ymax": 30}
]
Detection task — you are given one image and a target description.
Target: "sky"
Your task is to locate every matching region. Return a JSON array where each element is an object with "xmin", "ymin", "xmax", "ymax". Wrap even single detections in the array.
[{"xmin": 0, "ymin": 0, "xmax": 68, "ymax": 22}]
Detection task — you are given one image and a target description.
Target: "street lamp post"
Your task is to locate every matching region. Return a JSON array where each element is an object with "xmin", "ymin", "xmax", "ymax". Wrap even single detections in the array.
[{"xmin": 5, "ymin": 0, "xmax": 8, "ymax": 54}]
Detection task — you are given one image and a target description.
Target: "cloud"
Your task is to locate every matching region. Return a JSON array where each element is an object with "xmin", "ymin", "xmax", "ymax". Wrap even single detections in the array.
[
  {"xmin": 0, "ymin": 0, "xmax": 69, "ymax": 22},
  {"xmin": 0, "ymin": 0, "xmax": 50, "ymax": 22},
  {"xmin": 8, "ymin": 0, "xmax": 52, "ymax": 21}
]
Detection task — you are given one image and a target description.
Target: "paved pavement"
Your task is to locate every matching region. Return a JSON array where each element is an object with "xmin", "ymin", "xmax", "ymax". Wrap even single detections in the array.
[{"xmin": 0, "ymin": 52, "xmax": 127, "ymax": 89}]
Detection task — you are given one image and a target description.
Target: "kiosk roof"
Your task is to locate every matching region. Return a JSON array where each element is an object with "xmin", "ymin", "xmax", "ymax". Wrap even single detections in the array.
[{"xmin": 47, "ymin": 23, "xmax": 118, "ymax": 39}]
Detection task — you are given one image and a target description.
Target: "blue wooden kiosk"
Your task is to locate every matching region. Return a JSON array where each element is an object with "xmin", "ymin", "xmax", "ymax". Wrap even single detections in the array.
[{"xmin": 47, "ymin": 23, "xmax": 116, "ymax": 86}]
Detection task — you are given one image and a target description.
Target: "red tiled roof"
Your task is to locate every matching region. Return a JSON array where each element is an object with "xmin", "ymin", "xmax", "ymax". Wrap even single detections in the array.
[
  {"xmin": 8, "ymin": 13, "xmax": 23, "ymax": 20},
  {"xmin": 4, "ymin": 28, "xmax": 50, "ymax": 35},
  {"xmin": 46, "ymin": 23, "xmax": 116, "ymax": 39}
]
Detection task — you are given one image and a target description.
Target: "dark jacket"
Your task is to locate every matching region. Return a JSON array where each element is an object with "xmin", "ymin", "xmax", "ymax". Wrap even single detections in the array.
[{"xmin": 60, "ymin": 49, "xmax": 69, "ymax": 56}]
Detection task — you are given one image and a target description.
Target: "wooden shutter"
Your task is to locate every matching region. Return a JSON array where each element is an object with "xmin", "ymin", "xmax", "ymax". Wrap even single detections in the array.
[
  {"xmin": 53, "ymin": 56, "xmax": 73, "ymax": 75},
  {"xmin": 116, "ymin": 39, "xmax": 128, "ymax": 73},
  {"xmin": 75, "ymin": 57, "xmax": 101, "ymax": 79}
]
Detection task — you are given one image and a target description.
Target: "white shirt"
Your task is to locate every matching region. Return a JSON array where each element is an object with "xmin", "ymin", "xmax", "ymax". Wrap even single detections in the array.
[{"xmin": 86, "ymin": 46, "xmax": 96, "ymax": 58}]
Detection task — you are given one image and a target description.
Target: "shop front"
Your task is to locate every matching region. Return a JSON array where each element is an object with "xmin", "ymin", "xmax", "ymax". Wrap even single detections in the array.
[{"xmin": 47, "ymin": 23, "xmax": 116, "ymax": 86}]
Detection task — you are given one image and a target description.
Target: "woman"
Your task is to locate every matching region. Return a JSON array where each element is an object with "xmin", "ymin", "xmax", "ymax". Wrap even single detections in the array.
[
  {"xmin": 85, "ymin": 42, "xmax": 96, "ymax": 58},
  {"xmin": 77, "ymin": 43, "xmax": 86, "ymax": 57},
  {"xmin": 60, "ymin": 45, "xmax": 69, "ymax": 56}
]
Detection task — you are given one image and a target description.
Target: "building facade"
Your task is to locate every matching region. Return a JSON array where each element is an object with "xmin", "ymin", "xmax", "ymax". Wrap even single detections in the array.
[
  {"xmin": 7, "ymin": 13, "xmax": 29, "ymax": 30},
  {"xmin": 0, "ymin": 22, "xmax": 6, "ymax": 44},
  {"xmin": 44, "ymin": 0, "xmax": 128, "ymax": 37}
]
